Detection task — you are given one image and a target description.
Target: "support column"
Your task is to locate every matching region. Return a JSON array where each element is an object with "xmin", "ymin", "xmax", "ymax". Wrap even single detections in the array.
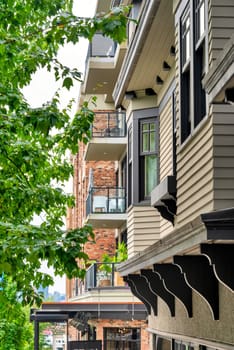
[{"xmin": 34, "ymin": 319, "xmax": 39, "ymax": 350}]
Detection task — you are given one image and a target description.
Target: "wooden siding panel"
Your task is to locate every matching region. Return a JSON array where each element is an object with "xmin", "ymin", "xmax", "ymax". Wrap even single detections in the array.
[
  {"xmin": 178, "ymin": 168, "xmax": 213, "ymax": 205},
  {"xmin": 160, "ymin": 218, "xmax": 173, "ymax": 239},
  {"xmin": 209, "ymin": 0, "xmax": 234, "ymax": 64},
  {"xmin": 211, "ymin": 28, "xmax": 234, "ymax": 38},
  {"xmin": 127, "ymin": 206, "xmax": 160, "ymax": 258},
  {"xmin": 176, "ymin": 118, "xmax": 214, "ymax": 227},
  {"xmin": 212, "ymin": 104, "xmax": 234, "ymax": 209},
  {"xmin": 160, "ymin": 99, "xmax": 173, "ymax": 180},
  {"xmin": 211, "ymin": 0, "xmax": 234, "ymax": 5},
  {"xmin": 210, "ymin": 6, "xmax": 234, "ymax": 17}
]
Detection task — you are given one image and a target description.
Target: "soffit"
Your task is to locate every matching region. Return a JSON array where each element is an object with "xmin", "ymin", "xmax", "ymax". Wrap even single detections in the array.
[
  {"xmin": 127, "ymin": 0, "xmax": 174, "ymax": 91},
  {"xmin": 114, "ymin": 0, "xmax": 175, "ymax": 105}
]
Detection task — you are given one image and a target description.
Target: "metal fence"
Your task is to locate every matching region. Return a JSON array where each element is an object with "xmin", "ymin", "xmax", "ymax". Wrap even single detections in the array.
[
  {"xmin": 91, "ymin": 111, "xmax": 126, "ymax": 138},
  {"xmin": 86, "ymin": 187, "xmax": 126, "ymax": 215}
]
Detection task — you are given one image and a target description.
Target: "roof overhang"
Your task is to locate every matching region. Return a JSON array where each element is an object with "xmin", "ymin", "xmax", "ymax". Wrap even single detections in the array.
[
  {"xmin": 113, "ymin": 0, "xmax": 175, "ymax": 107},
  {"xmin": 31, "ymin": 302, "xmax": 147, "ymax": 322}
]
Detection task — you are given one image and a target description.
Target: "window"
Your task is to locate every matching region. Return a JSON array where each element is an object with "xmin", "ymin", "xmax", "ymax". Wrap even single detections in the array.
[
  {"xmin": 128, "ymin": 126, "xmax": 133, "ymax": 206},
  {"xmin": 181, "ymin": 6, "xmax": 191, "ymax": 142},
  {"xmin": 194, "ymin": 0, "xmax": 206, "ymax": 127},
  {"xmin": 127, "ymin": 109, "xmax": 158, "ymax": 205},
  {"xmin": 104, "ymin": 327, "xmax": 140, "ymax": 350},
  {"xmin": 180, "ymin": 0, "xmax": 207, "ymax": 143},
  {"xmin": 155, "ymin": 336, "xmax": 172, "ymax": 350},
  {"xmin": 139, "ymin": 119, "xmax": 158, "ymax": 200},
  {"xmin": 174, "ymin": 341, "xmax": 194, "ymax": 350}
]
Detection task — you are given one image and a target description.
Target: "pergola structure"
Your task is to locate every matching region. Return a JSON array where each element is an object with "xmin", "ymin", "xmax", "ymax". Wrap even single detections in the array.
[{"xmin": 30, "ymin": 301, "xmax": 147, "ymax": 350}]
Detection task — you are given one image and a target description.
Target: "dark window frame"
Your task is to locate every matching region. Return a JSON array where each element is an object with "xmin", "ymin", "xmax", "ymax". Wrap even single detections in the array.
[
  {"xmin": 139, "ymin": 118, "xmax": 158, "ymax": 201},
  {"xmin": 180, "ymin": 0, "xmax": 207, "ymax": 144},
  {"xmin": 127, "ymin": 108, "xmax": 159, "ymax": 206}
]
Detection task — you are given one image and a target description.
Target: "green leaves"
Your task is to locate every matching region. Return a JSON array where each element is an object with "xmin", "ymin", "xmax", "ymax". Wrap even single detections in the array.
[
  {"xmin": 0, "ymin": 278, "xmax": 34, "ymax": 350},
  {"xmin": 62, "ymin": 76, "xmax": 73, "ymax": 89},
  {"xmin": 0, "ymin": 0, "xmax": 129, "ymax": 306}
]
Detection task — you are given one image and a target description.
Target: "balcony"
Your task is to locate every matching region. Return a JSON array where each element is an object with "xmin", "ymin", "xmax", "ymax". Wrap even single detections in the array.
[
  {"xmin": 84, "ymin": 111, "xmax": 127, "ymax": 161},
  {"xmin": 86, "ymin": 187, "xmax": 127, "ymax": 228},
  {"xmin": 85, "ymin": 262, "xmax": 126, "ymax": 290},
  {"xmin": 82, "ymin": 33, "xmax": 127, "ymax": 102}
]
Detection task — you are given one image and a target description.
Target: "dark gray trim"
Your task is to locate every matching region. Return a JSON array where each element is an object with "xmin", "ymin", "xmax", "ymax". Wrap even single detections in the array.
[
  {"xmin": 201, "ymin": 207, "xmax": 234, "ymax": 240},
  {"xmin": 132, "ymin": 114, "xmax": 140, "ymax": 204},
  {"xmin": 69, "ymin": 341, "xmax": 102, "ymax": 350},
  {"xmin": 32, "ymin": 302, "xmax": 147, "ymax": 321},
  {"xmin": 158, "ymin": 80, "xmax": 176, "ymax": 115},
  {"xmin": 151, "ymin": 175, "xmax": 177, "ymax": 224},
  {"xmin": 132, "ymin": 107, "xmax": 159, "ymax": 120},
  {"xmin": 132, "ymin": 114, "xmax": 159, "ymax": 204},
  {"xmin": 127, "ymin": 81, "xmax": 175, "ymax": 206}
]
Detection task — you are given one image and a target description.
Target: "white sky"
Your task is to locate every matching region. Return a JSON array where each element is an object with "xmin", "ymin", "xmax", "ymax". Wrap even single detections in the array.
[{"xmin": 23, "ymin": 0, "xmax": 97, "ymax": 294}]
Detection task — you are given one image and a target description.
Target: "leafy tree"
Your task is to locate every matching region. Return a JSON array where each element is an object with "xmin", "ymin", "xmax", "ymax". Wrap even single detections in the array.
[
  {"xmin": 0, "ymin": 0, "xmax": 130, "ymax": 305},
  {"xmin": 0, "ymin": 277, "xmax": 34, "ymax": 350}
]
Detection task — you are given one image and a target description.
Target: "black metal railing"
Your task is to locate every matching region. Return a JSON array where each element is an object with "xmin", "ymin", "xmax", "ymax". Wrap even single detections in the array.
[
  {"xmin": 85, "ymin": 262, "xmax": 126, "ymax": 290},
  {"xmin": 86, "ymin": 187, "xmax": 126, "ymax": 216},
  {"xmin": 91, "ymin": 111, "xmax": 126, "ymax": 138}
]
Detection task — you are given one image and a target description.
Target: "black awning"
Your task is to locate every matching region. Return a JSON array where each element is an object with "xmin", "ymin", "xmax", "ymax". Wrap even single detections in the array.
[{"xmin": 31, "ymin": 302, "xmax": 147, "ymax": 322}]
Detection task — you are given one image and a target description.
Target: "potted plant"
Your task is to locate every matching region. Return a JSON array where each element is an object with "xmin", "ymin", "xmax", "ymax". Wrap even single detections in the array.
[
  {"xmin": 98, "ymin": 253, "xmax": 113, "ymax": 287},
  {"xmin": 113, "ymin": 241, "xmax": 128, "ymax": 263},
  {"xmin": 97, "ymin": 242, "xmax": 128, "ymax": 287},
  {"xmin": 113, "ymin": 241, "xmax": 128, "ymax": 286}
]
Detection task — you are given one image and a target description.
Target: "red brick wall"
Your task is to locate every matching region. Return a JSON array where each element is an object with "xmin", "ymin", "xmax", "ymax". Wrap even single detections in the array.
[{"xmin": 66, "ymin": 122, "xmax": 118, "ymax": 298}]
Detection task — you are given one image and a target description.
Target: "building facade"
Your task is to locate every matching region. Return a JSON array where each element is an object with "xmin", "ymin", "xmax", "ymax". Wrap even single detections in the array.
[{"xmin": 68, "ymin": 0, "xmax": 234, "ymax": 349}]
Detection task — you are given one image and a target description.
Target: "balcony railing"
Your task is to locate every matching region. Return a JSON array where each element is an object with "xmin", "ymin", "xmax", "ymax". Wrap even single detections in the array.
[
  {"xmin": 84, "ymin": 33, "xmax": 117, "ymax": 72},
  {"xmin": 91, "ymin": 112, "xmax": 126, "ymax": 138},
  {"xmin": 89, "ymin": 33, "xmax": 117, "ymax": 57},
  {"xmin": 86, "ymin": 187, "xmax": 126, "ymax": 216},
  {"xmin": 85, "ymin": 262, "xmax": 126, "ymax": 290},
  {"xmin": 111, "ymin": 0, "xmax": 122, "ymax": 8}
]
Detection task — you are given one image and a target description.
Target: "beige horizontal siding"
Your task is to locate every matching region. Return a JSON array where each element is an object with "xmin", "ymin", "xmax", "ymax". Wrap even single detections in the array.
[
  {"xmin": 160, "ymin": 217, "xmax": 173, "ymax": 239},
  {"xmin": 127, "ymin": 206, "xmax": 160, "ymax": 258},
  {"xmin": 211, "ymin": 0, "xmax": 234, "ymax": 5},
  {"xmin": 211, "ymin": 28, "xmax": 234, "ymax": 38},
  {"xmin": 176, "ymin": 104, "xmax": 234, "ymax": 226},
  {"xmin": 160, "ymin": 99, "xmax": 173, "ymax": 180},
  {"xmin": 158, "ymin": 94, "xmax": 175, "ymax": 236},
  {"xmin": 176, "ymin": 117, "xmax": 214, "ymax": 227},
  {"xmin": 209, "ymin": 0, "xmax": 234, "ymax": 64},
  {"xmin": 212, "ymin": 104, "xmax": 234, "ymax": 210}
]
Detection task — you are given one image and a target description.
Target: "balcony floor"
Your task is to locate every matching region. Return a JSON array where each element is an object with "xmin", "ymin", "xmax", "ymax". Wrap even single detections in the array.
[
  {"xmin": 86, "ymin": 213, "xmax": 127, "ymax": 229},
  {"xmin": 84, "ymin": 137, "xmax": 127, "ymax": 161}
]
